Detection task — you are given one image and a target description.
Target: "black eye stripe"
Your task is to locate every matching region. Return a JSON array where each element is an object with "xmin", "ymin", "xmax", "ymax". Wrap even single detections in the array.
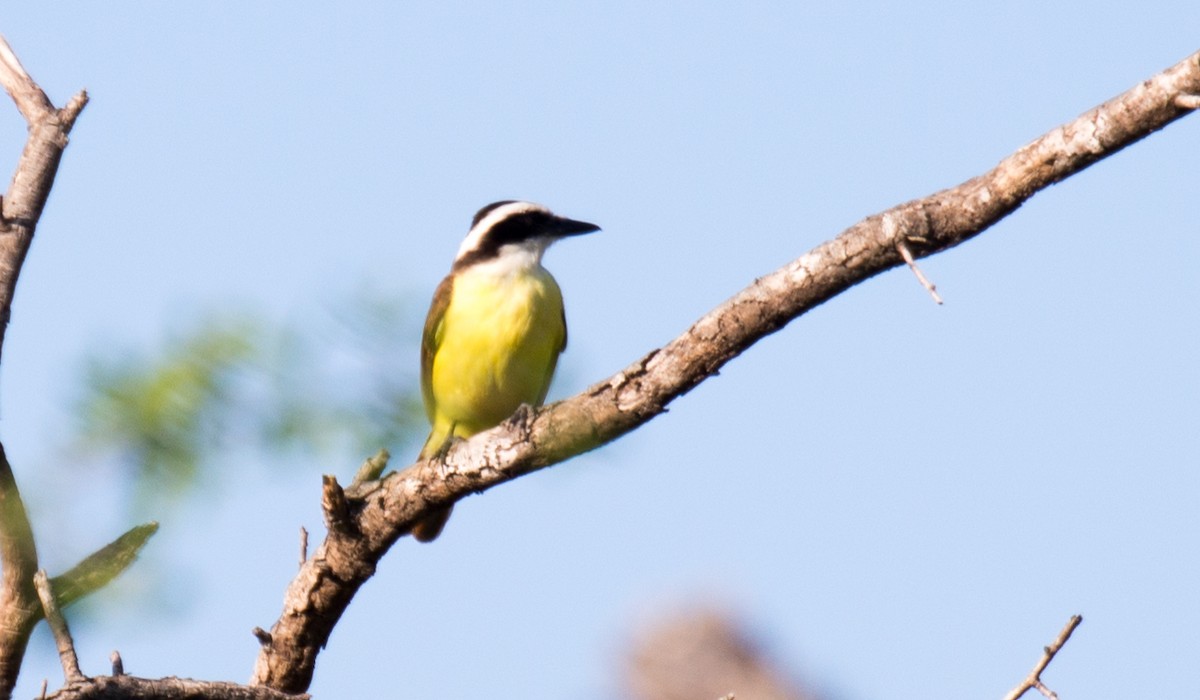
[
  {"xmin": 453, "ymin": 211, "xmax": 552, "ymax": 270},
  {"xmin": 488, "ymin": 212, "xmax": 552, "ymax": 246}
]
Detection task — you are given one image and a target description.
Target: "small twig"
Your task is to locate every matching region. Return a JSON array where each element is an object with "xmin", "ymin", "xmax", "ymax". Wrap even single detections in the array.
[
  {"xmin": 109, "ymin": 650, "xmax": 123, "ymax": 677},
  {"xmin": 1002, "ymin": 615, "xmax": 1083, "ymax": 700},
  {"xmin": 897, "ymin": 240, "xmax": 944, "ymax": 305},
  {"xmin": 1176, "ymin": 94, "xmax": 1200, "ymax": 109},
  {"xmin": 33, "ymin": 570, "xmax": 85, "ymax": 683},
  {"xmin": 252, "ymin": 627, "xmax": 273, "ymax": 647},
  {"xmin": 39, "ymin": 678, "xmax": 47, "ymax": 699},
  {"xmin": 351, "ymin": 448, "xmax": 391, "ymax": 486},
  {"xmin": 298, "ymin": 527, "xmax": 308, "ymax": 568},
  {"xmin": 61, "ymin": 90, "xmax": 89, "ymax": 122}
]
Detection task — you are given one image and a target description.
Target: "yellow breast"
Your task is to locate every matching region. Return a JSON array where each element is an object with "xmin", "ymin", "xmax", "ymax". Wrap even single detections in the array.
[{"xmin": 426, "ymin": 264, "xmax": 565, "ymax": 440}]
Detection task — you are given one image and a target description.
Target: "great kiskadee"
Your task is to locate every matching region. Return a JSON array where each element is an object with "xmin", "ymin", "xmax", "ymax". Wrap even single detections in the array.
[{"xmin": 412, "ymin": 200, "xmax": 600, "ymax": 542}]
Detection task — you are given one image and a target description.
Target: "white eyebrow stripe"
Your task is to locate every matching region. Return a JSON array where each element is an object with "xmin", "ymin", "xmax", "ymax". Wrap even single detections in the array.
[{"xmin": 456, "ymin": 201, "xmax": 549, "ymax": 260}]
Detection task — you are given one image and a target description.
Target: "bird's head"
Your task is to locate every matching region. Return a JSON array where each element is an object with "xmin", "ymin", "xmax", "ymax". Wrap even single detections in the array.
[{"xmin": 453, "ymin": 201, "xmax": 600, "ymax": 270}]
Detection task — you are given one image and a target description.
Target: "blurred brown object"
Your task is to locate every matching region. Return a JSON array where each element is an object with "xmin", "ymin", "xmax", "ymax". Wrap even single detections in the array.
[{"xmin": 627, "ymin": 609, "xmax": 815, "ymax": 700}]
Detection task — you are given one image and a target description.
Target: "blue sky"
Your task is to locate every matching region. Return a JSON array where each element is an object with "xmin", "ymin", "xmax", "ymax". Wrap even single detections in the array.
[{"xmin": 2, "ymin": 2, "xmax": 1199, "ymax": 698}]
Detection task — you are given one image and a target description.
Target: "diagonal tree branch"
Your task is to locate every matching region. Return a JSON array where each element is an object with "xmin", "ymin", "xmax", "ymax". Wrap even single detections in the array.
[{"xmin": 252, "ymin": 50, "xmax": 1200, "ymax": 693}]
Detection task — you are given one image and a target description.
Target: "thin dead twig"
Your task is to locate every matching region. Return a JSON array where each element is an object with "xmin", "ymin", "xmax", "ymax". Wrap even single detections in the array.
[
  {"xmin": 897, "ymin": 239, "xmax": 944, "ymax": 305},
  {"xmin": 1002, "ymin": 615, "xmax": 1083, "ymax": 700},
  {"xmin": 33, "ymin": 570, "xmax": 85, "ymax": 684}
]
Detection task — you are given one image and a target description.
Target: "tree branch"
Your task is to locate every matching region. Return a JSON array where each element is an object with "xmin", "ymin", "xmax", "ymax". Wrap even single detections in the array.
[
  {"xmin": 0, "ymin": 34, "xmax": 125, "ymax": 700},
  {"xmin": 44, "ymin": 676, "xmax": 310, "ymax": 700},
  {"xmin": 251, "ymin": 50, "xmax": 1200, "ymax": 693},
  {"xmin": 33, "ymin": 571, "xmax": 85, "ymax": 685},
  {"xmin": 1002, "ymin": 615, "xmax": 1083, "ymax": 700},
  {"xmin": 0, "ymin": 34, "xmax": 87, "ymax": 363}
]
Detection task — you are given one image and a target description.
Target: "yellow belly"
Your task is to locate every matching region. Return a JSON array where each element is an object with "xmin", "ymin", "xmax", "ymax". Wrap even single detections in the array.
[{"xmin": 425, "ymin": 266, "xmax": 565, "ymax": 448}]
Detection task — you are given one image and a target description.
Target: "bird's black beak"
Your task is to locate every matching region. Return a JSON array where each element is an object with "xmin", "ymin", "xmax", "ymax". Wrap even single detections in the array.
[{"xmin": 552, "ymin": 215, "xmax": 601, "ymax": 237}]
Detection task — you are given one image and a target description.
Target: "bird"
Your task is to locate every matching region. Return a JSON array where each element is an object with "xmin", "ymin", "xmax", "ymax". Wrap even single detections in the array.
[{"xmin": 412, "ymin": 200, "xmax": 600, "ymax": 542}]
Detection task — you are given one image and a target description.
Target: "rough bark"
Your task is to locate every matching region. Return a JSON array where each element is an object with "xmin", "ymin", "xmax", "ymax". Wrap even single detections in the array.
[{"xmin": 45, "ymin": 676, "xmax": 309, "ymax": 700}]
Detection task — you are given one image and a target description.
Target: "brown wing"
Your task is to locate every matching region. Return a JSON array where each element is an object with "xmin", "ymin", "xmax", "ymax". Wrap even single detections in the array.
[
  {"xmin": 559, "ymin": 303, "xmax": 568, "ymax": 353},
  {"xmin": 535, "ymin": 287, "xmax": 567, "ymax": 406},
  {"xmin": 420, "ymin": 274, "xmax": 455, "ymax": 424}
]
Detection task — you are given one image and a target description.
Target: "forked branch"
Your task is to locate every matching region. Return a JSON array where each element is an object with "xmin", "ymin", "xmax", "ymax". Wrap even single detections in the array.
[{"xmin": 1003, "ymin": 615, "xmax": 1083, "ymax": 700}]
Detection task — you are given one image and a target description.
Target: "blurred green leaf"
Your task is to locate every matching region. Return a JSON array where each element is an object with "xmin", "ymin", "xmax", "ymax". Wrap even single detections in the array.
[
  {"xmin": 51, "ymin": 521, "xmax": 159, "ymax": 611},
  {"xmin": 76, "ymin": 317, "xmax": 260, "ymax": 503},
  {"xmin": 70, "ymin": 291, "xmax": 425, "ymax": 515}
]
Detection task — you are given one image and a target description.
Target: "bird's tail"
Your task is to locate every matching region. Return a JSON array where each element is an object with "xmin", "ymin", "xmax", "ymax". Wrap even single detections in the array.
[{"xmin": 411, "ymin": 428, "xmax": 455, "ymax": 543}]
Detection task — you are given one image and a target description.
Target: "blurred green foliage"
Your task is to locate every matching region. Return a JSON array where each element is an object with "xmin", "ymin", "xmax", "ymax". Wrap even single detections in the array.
[
  {"xmin": 71, "ymin": 291, "xmax": 425, "ymax": 515},
  {"xmin": 77, "ymin": 319, "xmax": 259, "ymax": 498}
]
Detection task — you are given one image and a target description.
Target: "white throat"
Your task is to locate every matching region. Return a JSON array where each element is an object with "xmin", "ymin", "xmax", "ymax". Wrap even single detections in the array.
[
  {"xmin": 461, "ymin": 239, "xmax": 549, "ymax": 279},
  {"xmin": 456, "ymin": 201, "xmax": 546, "ymax": 259}
]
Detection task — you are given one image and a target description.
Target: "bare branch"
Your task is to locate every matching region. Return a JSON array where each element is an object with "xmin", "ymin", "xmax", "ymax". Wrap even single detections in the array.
[
  {"xmin": 0, "ymin": 33, "xmax": 88, "ymax": 364},
  {"xmin": 33, "ymin": 571, "xmax": 84, "ymax": 684},
  {"xmin": 0, "ymin": 34, "xmax": 88, "ymax": 699},
  {"xmin": 45, "ymin": 676, "xmax": 310, "ymax": 700},
  {"xmin": 252, "ymin": 50, "xmax": 1200, "ymax": 693},
  {"xmin": 1002, "ymin": 615, "xmax": 1083, "ymax": 700},
  {"xmin": 0, "ymin": 37, "xmax": 53, "ymax": 121}
]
